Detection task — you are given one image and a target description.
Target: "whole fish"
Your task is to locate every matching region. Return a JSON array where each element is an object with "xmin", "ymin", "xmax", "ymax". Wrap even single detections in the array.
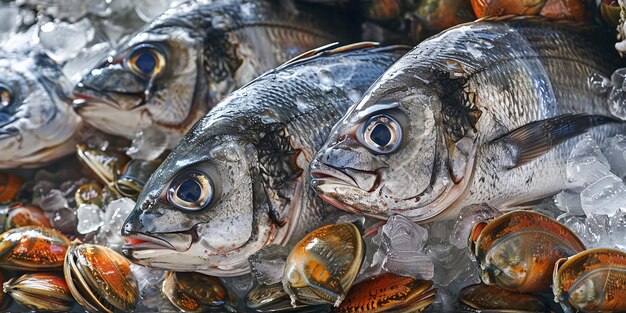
[
  {"xmin": 121, "ymin": 43, "xmax": 408, "ymax": 276},
  {"xmin": 311, "ymin": 17, "xmax": 626, "ymax": 223},
  {"xmin": 73, "ymin": 0, "xmax": 355, "ymax": 146},
  {"xmin": 0, "ymin": 50, "xmax": 80, "ymax": 168}
]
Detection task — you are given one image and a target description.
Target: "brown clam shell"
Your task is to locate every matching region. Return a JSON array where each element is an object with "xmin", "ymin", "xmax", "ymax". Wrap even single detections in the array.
[
  {"xmin": 553, "ymin": 248, "xmax": 626, "ymax": 312},
  {"xmin": 333, "ymin": 272, "xmax": 436, "ymax": 313},
  {"xmin": 283, "ymin": 223, "xmax": 365, "ymax": 306},
  {"xmin": 539, "ymin": 0, "xmax": 589, "ymax": 21},
  {"xmin": 3, "ymin": 272, "xmax": 74, "ymax": 312},
  {"xmin": 64, "ymin": 243, "xmax": 138, "ymax": 313},
  {"xmin": 74, "ymin": 183, "xmax": 103, "ymax": 207},
  {"xmin": 0, "ymin": 226, "xmax": 70, "ymax": 270},
  {"xmin": 459, "ymin": 283, "xmax": 546, "ymax": 312},
  {"xmin": 0, "ymin": 173, "xmax": 21, "ymax": 203},
  {"xmin": 162, "ymin": 271, "xmax": 229, "ymax": 313},
  {"xmin": 471, "ymin": 0, "xmax": 545, "ymax": 18},
  {"xmin": 6, "ymin": 203, "xmax": 51, "ymax": 230},
  {"xmin": 474, "ymin": 210, "xmax": 585, "ymax": 293}
]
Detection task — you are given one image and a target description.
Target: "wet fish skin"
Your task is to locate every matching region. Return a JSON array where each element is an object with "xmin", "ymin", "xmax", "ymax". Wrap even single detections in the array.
[
  {"xmin": 121, "ymin": 43, "xmax": 408, "ymax": 276},
  {"xmin": 0, "ymin": 50, "xmax": 80, "ymax": 168},
  {"xmin": 311, "ymin": 18, "xmax": 626, "ymax": 222},
  {"xmin": 74, "ymin": 0, "xmax": 355, "ymax": 146}
]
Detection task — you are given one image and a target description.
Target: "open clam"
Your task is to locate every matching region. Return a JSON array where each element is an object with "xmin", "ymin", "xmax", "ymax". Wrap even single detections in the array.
[
  {"xmin": 3, "ymin": 272, "xmax": 74, "ymax": 312},
  {"xmin": 5, "ymin": 203, "xmax": 51, "ymax": 230},
  {"xmin": 471, "ymin": 210, "xmax": 585, "ymax": 292},
  {"xmin": 333, "ymin": 272, "xmax": 436, "ymax": 313},
  {"xmin": 64, "ymin": 243, "xmax": 138, "ymax": 313},
  {"xmin": 553, "ymin": 248, "xmax": 626, "ymax": 312},
  {"xmin": 283, "ymin": 223, "xmax": 365, "ymax": 307},
  {"xmin": 162, "ymin": 271, "xmax": 234, "ymax": 312},
  {"xmin": 0, "ymin": 226, "xmax": 70, "ymax": 270}
]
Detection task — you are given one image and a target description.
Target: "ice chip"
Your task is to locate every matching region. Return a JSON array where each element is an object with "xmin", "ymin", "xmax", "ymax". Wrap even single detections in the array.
[
  {"xmin": 76, "ymin": 203, "xmax": 103, "ymax": 234},
  {"xmin": 586, "ymin": 214, "xmax": 612, "ymax": 248},
  {"xmin": 130, "ymin": 264, "xmax": 167, "ymax": 310},
  {"xmin": 557, "ymin": 213, "xmax": 590, "ymax": 247},
  {"xmin": 135, "ymin": 0, "xmax": 171, "ymax": 22},
  {"xmin": 610, "ymin": 68, "xmax": 626, "ymax": 120},
  {"xmin": 603, "ymin": 135, "xmax": 626, "ymax": 178},
  {"xmin": 248, "ymin": 244, "xmax": 289, "ymax": 285},
  {"xmin": 450, "ymin": 204, "xmax": 501, "ymax": 249},
  {"xmin": 95, "ymin": 198, "xmax": 135, "ymax": 252},
  {"xmin": 37, "ymin": 189, "xmax": 68, "ymax": 212},
  {"xmin": 580, "ymin": 174, "xmax": 626, "ymax": 216},
  {"xmin": 566, "ymin": 135, "xmax": 611, "ymax": 191},
  {"xmin": 610, "ymin": 209, "xmax": 626, "ymax": 251},
  {"xmin": 588, "ymin": 73, "xmax": 612, "ymax": 95},
  {"xmin": 63, "ymin": 42, "xmax": 112, "ymax": 85},
  {"xmin": 50, "ymin": 207, "xmax": 78, "ymax": 234},
  {"xmin": 38, "ymin": 19, "xmax": 95, "ymax": 63},
  {"xmin": 127, "ymin": 125, "xmax": 168, "ymax": 161},
  {"xmin": 0, "ymin": 5, "xmax": 18, "ymax": 43},
  {"xmin": 378, "ymin": 215, "xmax": 434, "ymax": 279},
  {"xmin": 554, "ymin": 190, "xmax": 584, "ymax": 215},
  {"xmin": 425, "ymin": 243, "xmax": 481, "ymax": 292}
]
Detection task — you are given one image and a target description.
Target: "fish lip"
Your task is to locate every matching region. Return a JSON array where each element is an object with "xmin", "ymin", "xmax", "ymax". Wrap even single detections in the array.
[
  {"xmin": 310, "ymin": 161, "xmax": 359, "ymax": 188},
  {"xmin": 122, "ymin": 232, "xmax": 176, "ymax": 251},
  {"xmin": 73, "ymin": 86, "xmax": 144, "ymax": 111},
  {"xmin": 0, "ymin": 126, "xmax": 19, "ymax": 139}
]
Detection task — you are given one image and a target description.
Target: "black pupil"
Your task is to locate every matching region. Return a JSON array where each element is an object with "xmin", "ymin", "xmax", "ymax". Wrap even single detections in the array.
[
  {"xmin": 370, "ymin": 123, "xmax": 392, "ymax": 147},
  {"xmin": 177, "ymin": 178, "xmax": 202, "ymax": 203},
  {"xmin": 135, "ymin": 50, "xmax": 157, "ymax": 74}
]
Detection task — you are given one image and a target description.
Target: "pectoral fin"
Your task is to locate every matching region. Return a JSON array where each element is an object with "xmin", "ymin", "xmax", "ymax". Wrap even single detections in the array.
[{"xmin": 494, "ymin": 114, "xmax": 617, "ymax": 168}]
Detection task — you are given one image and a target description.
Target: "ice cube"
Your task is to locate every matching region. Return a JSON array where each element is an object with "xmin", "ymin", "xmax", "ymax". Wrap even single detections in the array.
[
  {"xmin": 134, "ymin": 0, "xmax": 171, "ymax": 22},
  {"xmin": 603, "ymin": 135, "xmax": 626, "ymax": 178},
  {"xmin": 586, "ymin": 214, "xmax": 612, "ymax": 248},
  {"xmin": 566, "ymin": 135, "xmax": 611, "ymax": 191},
  {"xmin": 63, "ymin": 42, "xmax": 112, "ymax": 85},
  {"xmin": 425, "ymin": 243, "xmax": 481, "ymax": 293},
  {"xmin": 220, "ymin": 274, "xmax": 254, "ymax": 299},
  {"xmin": 95, "ymin": 198, "xmax": 135, "ymax": 252},
  {"xmin": 130, "ymin": 264, "xmax": 167, "ymax": 310},
  {"xmin": 38, "ymin": 19, "xmax": 95, "ymax": 63},
  {"xmin": 0, "ymin": 5, "xmax": 18, "ymax": 43},
  {"xmin": 76, "ymin": 203, "xmax": 103, "ymax": 234},
  {"xmin": 449, "ymin": 204, "xmax": 501, "ymax": 249},
  {"xmin": 248, "ymin": 244, "xmax": 289, "ymax": 285},
  {"xmin": 378, "ymin": 215, "xmax": 434, "ymax": 279},
  {"xmin": 37, "ymin": 189, "xmax": 68, "ymax": 212},
  {"xmin": 50, "ymin": 207, "xmax": 78, "ymax": 235},
  {"xmin": 556, "ymin": 213, "xmax": 591, "ymax": 247},
  {"xmin": 127, "ymin": 125, "xmax": 168, "ymax": 161},
  {"xmin": 580, "ymin": 174, "xmax": 626, "ymax": 216},
  {"xmin": 426, "ymin": 220, "xmax": 455, "ymax": 244},
  {"xmin": 610, "ymin": 209, "xmax": 626, "ymax": 251},
  {"xmin": 588, "ymin": 73, "xmax": 612, "ymax": 95},
  {"xmin": 554, "ymin": 190, "xmax": 584, "ymax": 215},
  {"xmin": 610, "ymin": 68, "xmax": 626, "ymax": 120}
]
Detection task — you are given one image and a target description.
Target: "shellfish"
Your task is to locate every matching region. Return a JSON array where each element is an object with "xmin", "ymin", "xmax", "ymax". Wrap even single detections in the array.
[
  {"xmin": 64, "ymin": 243, "xmax": 138, "ymax": 313},
  {"xmin": 471, "ymin": 210, "xmax": 585, "ymax": 292},
  {"xmin": 282, "ymin": 223, "xmax": 365, "ymax": 306},
  {"xmin": 0, "ymin": 226, "xmax": 70, "ymax": 270},
  {"xmin": 553, "ymin": 248, "xmax": 626, "ymax": 312},
  {"xmin": 0, "ymin": 173, "xmax": 21, "ymax": 203},
  {"xmin": 162, "ymin": 271, "xmax": 234, "ymax": 313},
  {"xmin": 5, "ymin": 203, "xmax": 51, "ymax": 230},
  {"xmin": 3, "ymin": 272, "xmax": 74, "ymax": 312},
  {"xmin": 458, "ymin": 283, "xmax": 547, "ymax": 312}
]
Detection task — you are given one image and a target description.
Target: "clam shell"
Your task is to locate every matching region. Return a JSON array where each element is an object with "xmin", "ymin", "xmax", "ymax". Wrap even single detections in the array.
[
  {"xmin": 459, "ymin": 283, "xmax": 546, "ymax": 312},
  {"xmin": 246, "ymin": 282, "xmax": 322, "ymax": 312},
  {"xmin": 162, "ymin": 271, "xmax": 231, "ymax": 313},
  {"xmin": 64, "ymin": 244, "xmax": 138, "ymax": 313},
  {"xmin": 333, "ymin": 272, "xmax": 435, "ymax": 313},
  {"xmin": 474, "ymin": 210, "xmax": 584, "ymax": 292},
  {"xmin": 0, "ymin": 173, "xmax": 21, "ymax": 203},
  {"xmin": 283, "ymin": 223, "xmax": 365, "ymax": 306},
  {"xmin": 553, "ymin": 248, "xmax": 626, "ymax": 312},
  {"xmin": 0, "ymin": 226, "xmax": 70, "ymax": 270},
  {"xmin": 75, "ymin": 183, "xmax": 103, "ymax": 207},
  {"xmin": 471, "ymin": 0, "xmax": 545, "ymax": 18},
  {"xmin": 6, "ymin": 203, "xmax": 51, "ymax": 230},
  {"xmin": 3, "ymin": 272, "xmax": 73, "ymax": 312}
]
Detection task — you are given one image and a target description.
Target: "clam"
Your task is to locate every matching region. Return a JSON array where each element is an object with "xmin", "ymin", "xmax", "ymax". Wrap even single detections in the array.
[
  {"xmin": 0, "ymin": 226, "xmax": 70, "ymax": 270},
  {"xmin": 0, "ymin": 173, "xmax": 21, "ymax": 203},
  {"xmin": 75, "ymin": 183, "xmax": 103, "ymax": 207},
  {"xmin": 471, "ymin": 0, "xmax": 545, "ymax": 18},
  {"xmin": 539, "ymin": 0, "xmax": 588, "ymax": 21},
  {"xmin": 162, "ymin": 271, "xmax": 233, "ymax": 313},
  {"xmin": 64, "ymin": 243, "xmax": 138, "ymax": 313},
  {"xmin": 115, "ymin": 159, "xmax": 161, "ymax": 200},
  {"xmin": 283, "ymin": 223, "xmax": 365, "ymax": 306},
  {"xmin": 3, "ymin": 272, "xmax": 74, "ymax": 312},
  {"xmin": 553, "ymin": 248, "xmax": 626, "ymax": 312},
  {"xmin": 76, "ymin": 144, "xmax": 128, "ymax": 197},
  {"xmin": 358, "ymin": 0, "xmax": 404, "ymax": 21},
  {"xmin": 459, "ymin": 283, "xmax": 546, "ymax": 312},
  {"xmin": 246, "ymin": 282, "xmax": 322, "ymax": 312},
  {"xmin": 600, "ymin": 0, "xmax": 621, "ymax": 27},
  {"xmin": 333, "ymin": 272, "xmax": 436, "ymax": 313},
  {"xmin": 5, "ymin": 203, "xmax": 51, "ymax": 230},
  {"xmin": 471, "ymin": 210, "xmax": 585, "ymax": 292}
]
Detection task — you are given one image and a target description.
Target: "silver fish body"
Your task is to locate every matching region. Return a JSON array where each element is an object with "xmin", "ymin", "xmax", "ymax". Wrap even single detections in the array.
[
  {"xmin": 74, "ymin": 0, "xmax": 356, "ymax": 147},
  {"xmin": 0, "ymin": 50, "xmax": 80, "ymax": 168},
  {"xmin": 121, "ymin": 43, "xmax": 408, "ymax": 276},
  {"xmin": 311, "ymin": 18, "xmax": 626, "ymax": 222}
]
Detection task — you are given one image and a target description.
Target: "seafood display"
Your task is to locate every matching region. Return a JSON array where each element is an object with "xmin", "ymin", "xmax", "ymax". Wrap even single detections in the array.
[
  {"xmin": 73, "ymin": 0, "xmax": 356, "ymax": 146},
  {"xmin": 2, "ymin": 0, "xmax": 626, "ymax": 312},
  {"xmin": 121, "ymin": 43, "xmax": 408, "ymax": 275}
]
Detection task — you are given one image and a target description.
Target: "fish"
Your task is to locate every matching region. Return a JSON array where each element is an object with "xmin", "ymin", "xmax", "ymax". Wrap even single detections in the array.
[
  {"xmin": 121, "ymin": 43, "xmax": 409, "ymax": 276},
  {"xmin": 73, "ymin": 0, "xmax": 356, "ymax": 147},
  {"xmin": 0, "ymin": 50, "xmax": 80, "ymax": 168},
  {"xmin": 310, "ymin": 17, "xmax": 626, "ymax": 223}
]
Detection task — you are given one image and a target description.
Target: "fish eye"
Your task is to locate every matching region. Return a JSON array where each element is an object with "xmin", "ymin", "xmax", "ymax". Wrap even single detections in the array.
[
  {"xmin": 0, "ymin": 86, "xmax": 12, "ymax": 108},
  {"xmin": 127, "ymin": 45, "xmax": 165, "ymax": 79},
  {"xmin": 167, "ymin": 170, "xmax": 214, "ymax": 211},
  {"xmin": 358, "ymin": 114, "xmax": 402, "ymax": 154}
]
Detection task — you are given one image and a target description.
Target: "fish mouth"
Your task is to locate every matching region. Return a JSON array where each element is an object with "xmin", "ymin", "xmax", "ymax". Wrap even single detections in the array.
[
  {"xmin": 73, "ymin": 84, "xmax": 144, "ymax": 111},
  {"xmin": 0, "ymin": 126, "xmax": 19, "ymax": 139},
  {"xmin": 310, "ymin": 161, "xmax": 359, "ymax": 188},
  {"xmin": 122, "ymin": 232, "xmax": 177, "ymax": 252}
]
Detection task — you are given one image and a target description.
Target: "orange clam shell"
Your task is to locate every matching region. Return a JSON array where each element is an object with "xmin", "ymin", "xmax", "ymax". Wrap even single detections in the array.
[
  {"xmin": 539, "ymin": 0, "xmax": 589, "ymax": 21},
  {"xmin": 162, "ymin": 271, "xmax": 228, "ymax": 313},
  {"xmin": 459, "ymin": 283, "xmax": 546, "ymax": 312},
  {"xmin": 474, "ymin": 210, "xmax": 585, "ymax": 293},
  {"xmin": 471, "ymin": 0, "xmax": 545, "ymax": 18},
  {"xmin": 333, "ymin": 272, "xmax": 435, "ymax": 313},
  {"xmin": 6, "ymin": 203, "xmax": 51, "ymax": 229},
  {"xmin": 0, "ymin": 173, "xmax": 21, "ymax": 203},
  {"xmin": 0, "ymin": 226, "xmax": 70, "ymax": 270},
  {"xmin": 553, "ymin": 248, "xmax": 626, "ymax": 312}
]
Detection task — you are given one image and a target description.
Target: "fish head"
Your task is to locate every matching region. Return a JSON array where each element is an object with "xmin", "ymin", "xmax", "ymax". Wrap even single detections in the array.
[
  {"xmin": 73, "ymin": 21, "xmax": 209, "ymax": 143},
  {"xmin": 122, "ymin": 119, "xmax": 281, "ymax": 276},
  {"xmin": 0, "ymin": 52, "xmax": 80, "ymax": 168},
  {"xmin": 312, "ymin": 71, "xmax": 477, "ymax": 222}
]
